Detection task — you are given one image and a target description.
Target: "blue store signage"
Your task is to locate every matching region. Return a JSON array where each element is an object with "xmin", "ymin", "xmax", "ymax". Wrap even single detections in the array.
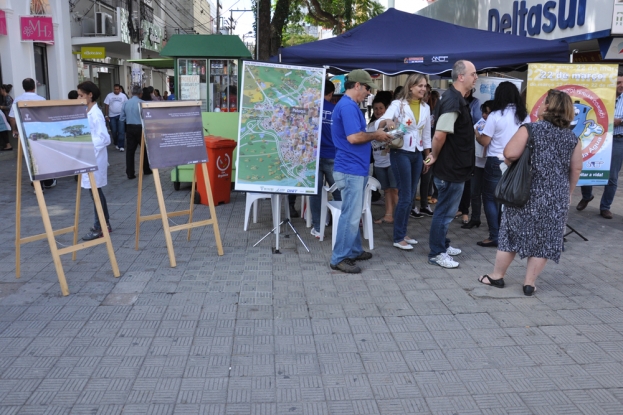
[{"xmin": 487, "ymin": 0, "xmax": 587, "ymax": 36}]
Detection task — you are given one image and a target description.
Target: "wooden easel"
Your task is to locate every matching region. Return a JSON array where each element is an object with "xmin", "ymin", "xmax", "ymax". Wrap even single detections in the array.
[
  {"xmin": 15, "ymin": 138, "xmax": 120, "ymax": 296},
  {"xmin": 134, "ymin": 133, "xmax": 224, "ymax": 267}
]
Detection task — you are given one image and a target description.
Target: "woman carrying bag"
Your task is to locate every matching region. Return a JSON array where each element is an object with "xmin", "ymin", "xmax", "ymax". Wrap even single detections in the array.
[{"xmin": 376, "ymin": 74, "xmax": 432, "ymax": 250}]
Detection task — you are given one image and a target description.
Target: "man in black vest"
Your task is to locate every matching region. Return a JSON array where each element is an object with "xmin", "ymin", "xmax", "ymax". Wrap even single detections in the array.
[{"xmin": 424, "ymin": 60, "xmax": 477, "ymax": 268}]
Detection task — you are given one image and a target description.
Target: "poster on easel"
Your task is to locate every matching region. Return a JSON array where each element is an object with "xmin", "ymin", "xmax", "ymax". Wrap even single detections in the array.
[
  {"xmin": 527, "ymin": 63, "xmax": 618, "ymax": 186},
  {"xmin": 140, "ymin": 102, "xmax": 207, "ymax": 168},
  {"xmin": 235, "ymin": 61, "xmax": 326, "ymax": 195},
  {"xmin": 13, "ymin": 101, "xmax": 98, "ymax": 181}
]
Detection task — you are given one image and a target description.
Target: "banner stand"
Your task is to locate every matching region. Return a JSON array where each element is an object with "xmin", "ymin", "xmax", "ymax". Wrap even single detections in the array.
[
  {"xmin": 15, "ymin": 141, "xmax": 120, "ymax": 296},
  {"xmin": 134, "ymin": 133, "xmax": 224, "ymax": 267}
]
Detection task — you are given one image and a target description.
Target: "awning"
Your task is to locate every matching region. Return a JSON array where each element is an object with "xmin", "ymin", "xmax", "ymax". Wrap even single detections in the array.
[
  {"xmin": 160, "ymin": 34, "xmax": 252, "ymax": 59},
  {"xmin": 127, "ymin": 58, "xmax": 175, "ymax": 69}
]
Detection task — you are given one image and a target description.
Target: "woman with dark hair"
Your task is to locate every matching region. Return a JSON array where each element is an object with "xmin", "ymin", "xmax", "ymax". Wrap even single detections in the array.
[
  {"xmin": 476, "ymin": 82, "xmax": 530, "ymax": 247},
  {"xmin": 478, "ymin": 89, "xmax": 582, "ymax": 296},
  {"xmin": 141, "ymin": 87, "xmax": 152, "ymax": 101},
  {"xmin": 153, "ymin": 89, "xmax": 163, "ymax": 101},
  {"xmin": 369, "ymin": 93, "xmax": 397, "ymax": 224},
  {"xmin": 0, "ymin": 84, "xmax": 14, "ymax": 151},
  {"xmin": 376, "ymin": 74, "xmax": 432, "ymax": 250},
  {"xmin": 77, "ymin": 81, "xmax": 112, "ymax": 241}
]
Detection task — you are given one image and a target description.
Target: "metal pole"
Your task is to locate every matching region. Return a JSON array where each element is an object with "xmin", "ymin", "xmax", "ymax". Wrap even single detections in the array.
[{"xmin": 216, "ymin": 0, "xmax": 220, "ymax": 33}]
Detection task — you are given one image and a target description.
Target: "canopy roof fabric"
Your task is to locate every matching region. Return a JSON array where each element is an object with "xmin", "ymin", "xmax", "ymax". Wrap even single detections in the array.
[
  {"xmin": 272, "ymin": 8, "xmax": 570, "ymax": 75},
  {"xmin": 161, "ymin": 34, "xmax": 252, "ymax": 59},
  {"xmin": 127, "ymin": 58, "xmax": 174, "ymax": 69}
]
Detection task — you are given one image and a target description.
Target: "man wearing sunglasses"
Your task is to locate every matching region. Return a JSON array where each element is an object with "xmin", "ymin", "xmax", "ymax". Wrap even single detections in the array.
[{"xmin": 329, "ymin": 70, "xmax": 392, "ymax": 273}]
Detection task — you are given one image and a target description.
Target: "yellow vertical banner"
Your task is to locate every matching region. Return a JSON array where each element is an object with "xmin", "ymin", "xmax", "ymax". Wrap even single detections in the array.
[{"xmin": 527, "ymin": 63, "xmax": 618, "ymax": 186}]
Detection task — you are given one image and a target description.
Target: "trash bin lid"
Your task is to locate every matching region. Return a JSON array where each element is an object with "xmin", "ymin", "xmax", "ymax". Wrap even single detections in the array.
[{"xmin": 204, "ymin": 136, "xmax": 238, "ymax": 149}]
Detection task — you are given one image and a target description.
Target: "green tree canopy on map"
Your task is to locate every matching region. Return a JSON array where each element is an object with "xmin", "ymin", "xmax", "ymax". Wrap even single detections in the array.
[{"xmin": 62, "ymin": 125, "xmax": 87, "ymax": 137}]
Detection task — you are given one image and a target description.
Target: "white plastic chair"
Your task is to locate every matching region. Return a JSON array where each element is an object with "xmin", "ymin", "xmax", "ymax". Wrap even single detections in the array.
[
  {"xmin": 243, "ymin": 193, "xmax": 290, "ymax": 231},
  {"xmin": 301, "ymin": 195, "xmax": 312, "ymax": 228},
  {"xmin": 319, "ymin": 176, "xmax": 380, "ymax": 250}
]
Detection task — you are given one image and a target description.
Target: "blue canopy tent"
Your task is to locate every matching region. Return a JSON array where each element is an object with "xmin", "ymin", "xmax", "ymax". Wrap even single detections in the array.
[{"xmin": 271, "ymin": 8, "xmax": 570, "ymax": 75}]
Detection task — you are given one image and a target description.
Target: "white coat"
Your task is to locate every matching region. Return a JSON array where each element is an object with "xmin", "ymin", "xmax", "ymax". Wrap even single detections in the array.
[
  {"xmin": 81, "ymin": 104, "xmax": 110, "ymax": 189},
  {"xmin": 375, "ymin": 99, "xmax": 432, "ymax": 152}
]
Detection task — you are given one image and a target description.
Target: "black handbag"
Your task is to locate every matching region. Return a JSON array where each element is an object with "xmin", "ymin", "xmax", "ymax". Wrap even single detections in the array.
[{"xmin": 494, "ymin": 123, "xmax": 533, "ymax": 208}]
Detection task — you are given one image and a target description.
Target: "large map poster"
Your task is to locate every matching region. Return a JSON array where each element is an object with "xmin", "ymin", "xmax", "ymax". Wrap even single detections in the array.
[
  {"xmin": 527, "ymin": 63, "xmax": 618, "ymax": 186},
  {"xmin": 235, "ymin": 62, "xmax": 325, "ymax": 194}
]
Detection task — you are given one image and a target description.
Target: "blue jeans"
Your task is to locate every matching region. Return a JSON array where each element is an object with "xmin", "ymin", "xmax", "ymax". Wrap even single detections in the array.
[
  {"xmin": 581, "ymin": 136, "xmax": 623, "ymax": 211},
  {"xmin": 470, "ymin": 166, "xmax": 484, "ymax": 221},
  {"xmin": 109, "ymin": 115, "xmax": 125, "ymax": 149},
  {"xmin": 428, "ymin": 177, "xmax": 464, "ymax": 259},
  {"xmin": 311, "ymin": 158, "xmax": 341, "ymax": 231},
  {"xmin": 391, "ymin": 149, "xmax": 422, "ymax": 243},
  {"xmin": 330, "ymin": 172, "xmax": 367, "ymax": 265},
  {"xmin": 482, "ymin": 157, "xmax": 503, "ymax": 242}
]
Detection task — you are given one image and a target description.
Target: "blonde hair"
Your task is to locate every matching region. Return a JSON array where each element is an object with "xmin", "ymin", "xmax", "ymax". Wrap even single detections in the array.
[
  {"xmin": 542, "ymin": 89, "xmax": 574, "ymax": 129},
  {"xmin": 395, "ymin": 74, "xmax": 428, "ymax": 102}
]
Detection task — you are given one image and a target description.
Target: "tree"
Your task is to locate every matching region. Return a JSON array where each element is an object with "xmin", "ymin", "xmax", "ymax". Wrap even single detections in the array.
[
  {"xmin": 304, "ymin": 0, "xmax": 384, "ymax": 34},
  {"xmin": 62, "ymin": 125, "xmax": 86, "ymax": 137}
]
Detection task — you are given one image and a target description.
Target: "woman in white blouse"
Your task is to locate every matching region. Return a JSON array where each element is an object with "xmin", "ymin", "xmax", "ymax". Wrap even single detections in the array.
[
  {"xmin": 77, "ymin": 81, "xmax": 112, "ymax": 241},
  {"xmin": 376, "ymin": 74, "xmax": 432, "ymax": 250},
  {"xmin": 476, "ymin": 82, "xmax": 530, "ymax": 247}
]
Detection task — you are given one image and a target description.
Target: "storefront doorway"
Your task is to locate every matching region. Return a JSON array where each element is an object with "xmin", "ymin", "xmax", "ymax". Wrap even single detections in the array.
[
  {"xmin": 79, "ymin": 62, "xmax": 119, "ymax": 107},
  {"xmin": 34, "ymin": 43, "xmax": 49, "ymax": 99}
]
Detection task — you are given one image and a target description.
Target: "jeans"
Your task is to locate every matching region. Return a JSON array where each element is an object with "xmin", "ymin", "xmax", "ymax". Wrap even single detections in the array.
[
  {"xmin": 330, "ymin": 172, "xmax": 367, "ymax": 265},
  {"xmin": 126, "ymin": 124, "xmax": 151, "ymax": 177},
  {"xmin": 391, "ymin": 149, "xmax": 422, "ymax": 243},
  {"xmin": 482, "ymin": 157, "xmax": 503, "ymax": 242},
  {"xmin": 89, "ymin": 187, "xmax": 110, "ymax": 230},
  {"xmin": 470, "ymin": 167, "xmax": 484, "ymax": 221},
  {"xmin": 109, "ymin": 115, "xmax": 125, "ymax": 149},
  {"xmin": 428, "ymin": 177, "xmax": 464, "ymax": 259},
  {"xmin": 581, "ymin": 136, "xmax": 623, "ymax": 211},
  {"xmin": 311, "ymin": 158, "xmax": 341, "ymax": 231}
]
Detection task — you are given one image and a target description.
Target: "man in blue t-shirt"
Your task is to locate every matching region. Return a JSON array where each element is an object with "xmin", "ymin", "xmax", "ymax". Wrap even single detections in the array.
[
  {"xmin": 310, "ymin": 80, "xmax": 341, "ymax": 238},
  {"xmin": 330, "ymin": 70, "xmax": 392, "ymax": 273}
]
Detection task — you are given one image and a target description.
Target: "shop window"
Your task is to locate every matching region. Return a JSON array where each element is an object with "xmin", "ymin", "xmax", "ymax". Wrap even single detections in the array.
[
  {"xmin": 209, "ymin": 59, "xmax": 238, "ymax": 112},
  {"xmin": 179, "ymin": 59, "xmax": 207, "ymax": 111}
]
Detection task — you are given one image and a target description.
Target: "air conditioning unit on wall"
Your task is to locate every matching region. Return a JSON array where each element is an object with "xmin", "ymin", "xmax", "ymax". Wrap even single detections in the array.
[{"xmin": 95, "ymin": 12, "xmax": 114, "ymax": 35}]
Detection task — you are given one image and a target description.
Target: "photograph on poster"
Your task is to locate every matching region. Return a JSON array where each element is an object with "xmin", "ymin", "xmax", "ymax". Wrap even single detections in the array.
[
  {"xmin": 527, "ymin": 63, "xmax": 618, "ymax": 186},
  {"xmin": 14, "ymin": 102, "xmax": 97, "ymax": 181},
  {"xmin": 235, "ymin": 61, "xmax": 325, "ymax": 194},
  {"xmin": 140, "ymin": 102, "xmax": 208, "ymax": 169}
]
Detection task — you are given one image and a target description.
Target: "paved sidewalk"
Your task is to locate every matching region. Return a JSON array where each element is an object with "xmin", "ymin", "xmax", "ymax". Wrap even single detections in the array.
[{"xmin": 1, "ymin": 146, "xmax": 623, "ymax": 415}]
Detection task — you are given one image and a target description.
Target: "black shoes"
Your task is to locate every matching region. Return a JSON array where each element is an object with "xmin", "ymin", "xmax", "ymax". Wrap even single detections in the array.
[
  {"xmin": 353, "ymin": 251, "xmax": 372, "ymax": 261},
  {"xmin": 461, "ymin": 220, "xmax": 481, "ymax": 229},
  {"xmin": 330, "ymin": 259, "xmax": 361, "ymax": 273},
  {"xmin": 410, "ymin": 207, "xmax": 434, "ymax": 219},
  {"xmin": 289, "ymin": 204, "xmax": 299, "ymax": 218},
  {"xmin": 478, "ymin": 275, "xmax": 505, "ymax": 288},
  {"xmin": 477, "ymin": 239, "xmax": 498, "ymax": 247},
  {"xmin": 523, "ymin": 285, "xmax": 536, "ymax": 296},
  {"xmin": 576, "ymin": 196, "xmax": 593, "ymax": 211},
  {"xmin": 127, "ymin": 175, "xmax": 136, "ymax": 179}
]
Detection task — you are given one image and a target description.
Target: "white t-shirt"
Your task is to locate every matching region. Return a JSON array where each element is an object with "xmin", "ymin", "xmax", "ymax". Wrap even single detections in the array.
[
  {"xmin": 103, "ymin": 92, "xmax": 128, "ymax": 117},
  {"xmin": 8, "ymin": 92, "xmax": 46, "ymax": 118},
  {"xmin": 368, "ymin": 123, "xmax": 390, "ymax": 168},
  {"xmin": 481, "ymin": 105, "xmax": 530, "ymax": 157}
]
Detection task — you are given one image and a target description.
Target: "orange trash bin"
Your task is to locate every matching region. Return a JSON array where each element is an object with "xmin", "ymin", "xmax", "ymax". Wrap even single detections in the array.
[{"xmin": 195, "ymin": 136, "xmax": 237, "ymax": 206}]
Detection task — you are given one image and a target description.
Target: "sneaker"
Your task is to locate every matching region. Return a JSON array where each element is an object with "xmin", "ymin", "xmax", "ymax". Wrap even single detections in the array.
[
  {"xmin": 353, "ymin": 251, "xmax": 372, "ymax": 261},
  {"xmin": 410, "ymin": 209, "xmax": 424, "ymax": 219},
  {"xmin": 330, "ymin": 259, "xmax": 361, "ymax": 273},
  {"xmin": 429, "ymin": 252, "xmax": 459, "ymax": 268},
  {"xmin": 119, "ymin": 147, "xmax": 125, "ymax": 152},
  {"xmin": 115, "ymin": 145, "xmax": 119, "ymax": 150},
  {"xmin": 43, "ymin": 179, "xmax": 57, "ymax": 189},
  {"xmin": 446, "ymin": 246, "xmax": 462, "ymax": 256},
  {"xmin": 310, "ymin": 228, "xmax": 321, "ymax": 238},
  {"xmin": 82, "ymin": 228, "xmax": 103, "ymax": 241},
  {"xmin": 420, "ymin": 206, "xmax": 434, "ymax": 216}
]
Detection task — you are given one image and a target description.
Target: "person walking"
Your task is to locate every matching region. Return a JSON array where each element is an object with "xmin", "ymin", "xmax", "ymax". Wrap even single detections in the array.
[
  {"xmin": 376, "ymin": 74, "xmax": 432, "ymax": 250},
  {"xmin": 103, "ymin": 84, "xmax": 128, "ymax": 151},
  {"xmin": 576, "ymin": 72, "xmax": 623, "ymax": 219},
  {"xmin": 0, "ymin": 84, "xmax": 14, "ymax": 151},
  {"xmin": 329, "ymin": 70, "xmax": 391, "ymax": 274},
  {"xmin": 478, "ymin": 89, "xmax": 582, "ymax": 295},
  {"xmin": 424, "ymin": 60, "xmax": 478, "ymax": 268},
  {"xmin": 476, "ymin": 82, "xmax": 530, "ymax": 247},
  {"xmin": 120, "ymin": 85, "xmax": 152, "ymax": 179},
  {"xmin": 77, "ymin": 81, "xmax": 113, "ymax": 241}
]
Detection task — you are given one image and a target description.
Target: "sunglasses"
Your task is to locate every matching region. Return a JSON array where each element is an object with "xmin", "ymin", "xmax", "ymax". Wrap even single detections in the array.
[{"xmin": 361, "ymin": 83, "xmax": 371, "ymax": 92}]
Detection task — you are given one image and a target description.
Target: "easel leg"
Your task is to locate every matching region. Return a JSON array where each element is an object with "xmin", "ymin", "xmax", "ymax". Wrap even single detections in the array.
[
  {"xmin": 15, "ymin": 142, "xmax": 23, "ymax": 279},
  {"xmin": 272, "ymin": 194, "xmax": 281, "ymax": 253},
  {"xmin": 152, "ymin": 169, "xmax": 177, "ymax": 267},
  {"xmin": 201, "ymin": 163, "xmax": 224, "ymax": 256},
  {"xmin": 34, "ymin": 180, "xmax": 70, "ymax": 296},
  {"xmin": 135, "ymin": 132, "xmax": 145, "ymax": 250},
  {"xmin": 187, "ymin": 165, "xmax": 197, "ymax": 241},
  {"xmin": 88, "ymin": 173, "xmax": 120, "ymax": 277},
  {"xmin": 72, "ymin": 176, "xmax": 81, "ymax": 261}
]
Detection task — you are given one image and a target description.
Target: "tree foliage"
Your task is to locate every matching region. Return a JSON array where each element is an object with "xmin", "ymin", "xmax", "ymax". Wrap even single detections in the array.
[
  {"xmin": 62, "ymin": 125, "xmax": 86, "ymax": 137},
  {"xmin": 302, "ymin": 0, "xmax": 384, "ymax": 34}
]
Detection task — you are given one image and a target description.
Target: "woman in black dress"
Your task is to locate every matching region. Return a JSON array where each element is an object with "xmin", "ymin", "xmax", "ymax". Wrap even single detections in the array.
[{"xmin": 478, "ymin": 89, "xmax": 583, "ymax": 296}]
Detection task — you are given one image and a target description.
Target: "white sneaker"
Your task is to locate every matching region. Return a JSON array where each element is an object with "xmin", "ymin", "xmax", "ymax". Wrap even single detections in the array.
[
  {"xmin": 115, "ymin": 145, "xmax": 119, "ymax": 150},
  {"xmin": 119, "ymin": 147, "xmax": 125, "ymax": 152},
  {"xmin": 446, "ymin": 246, "xmax": 461, "ymax": 256},
  {"xmin": 310, "ymin": 228, "xmax": 321, "ymax": 238},
  {"xmin": 429, "ymin": 252, "xmax": 459, "ymax": 268}
]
